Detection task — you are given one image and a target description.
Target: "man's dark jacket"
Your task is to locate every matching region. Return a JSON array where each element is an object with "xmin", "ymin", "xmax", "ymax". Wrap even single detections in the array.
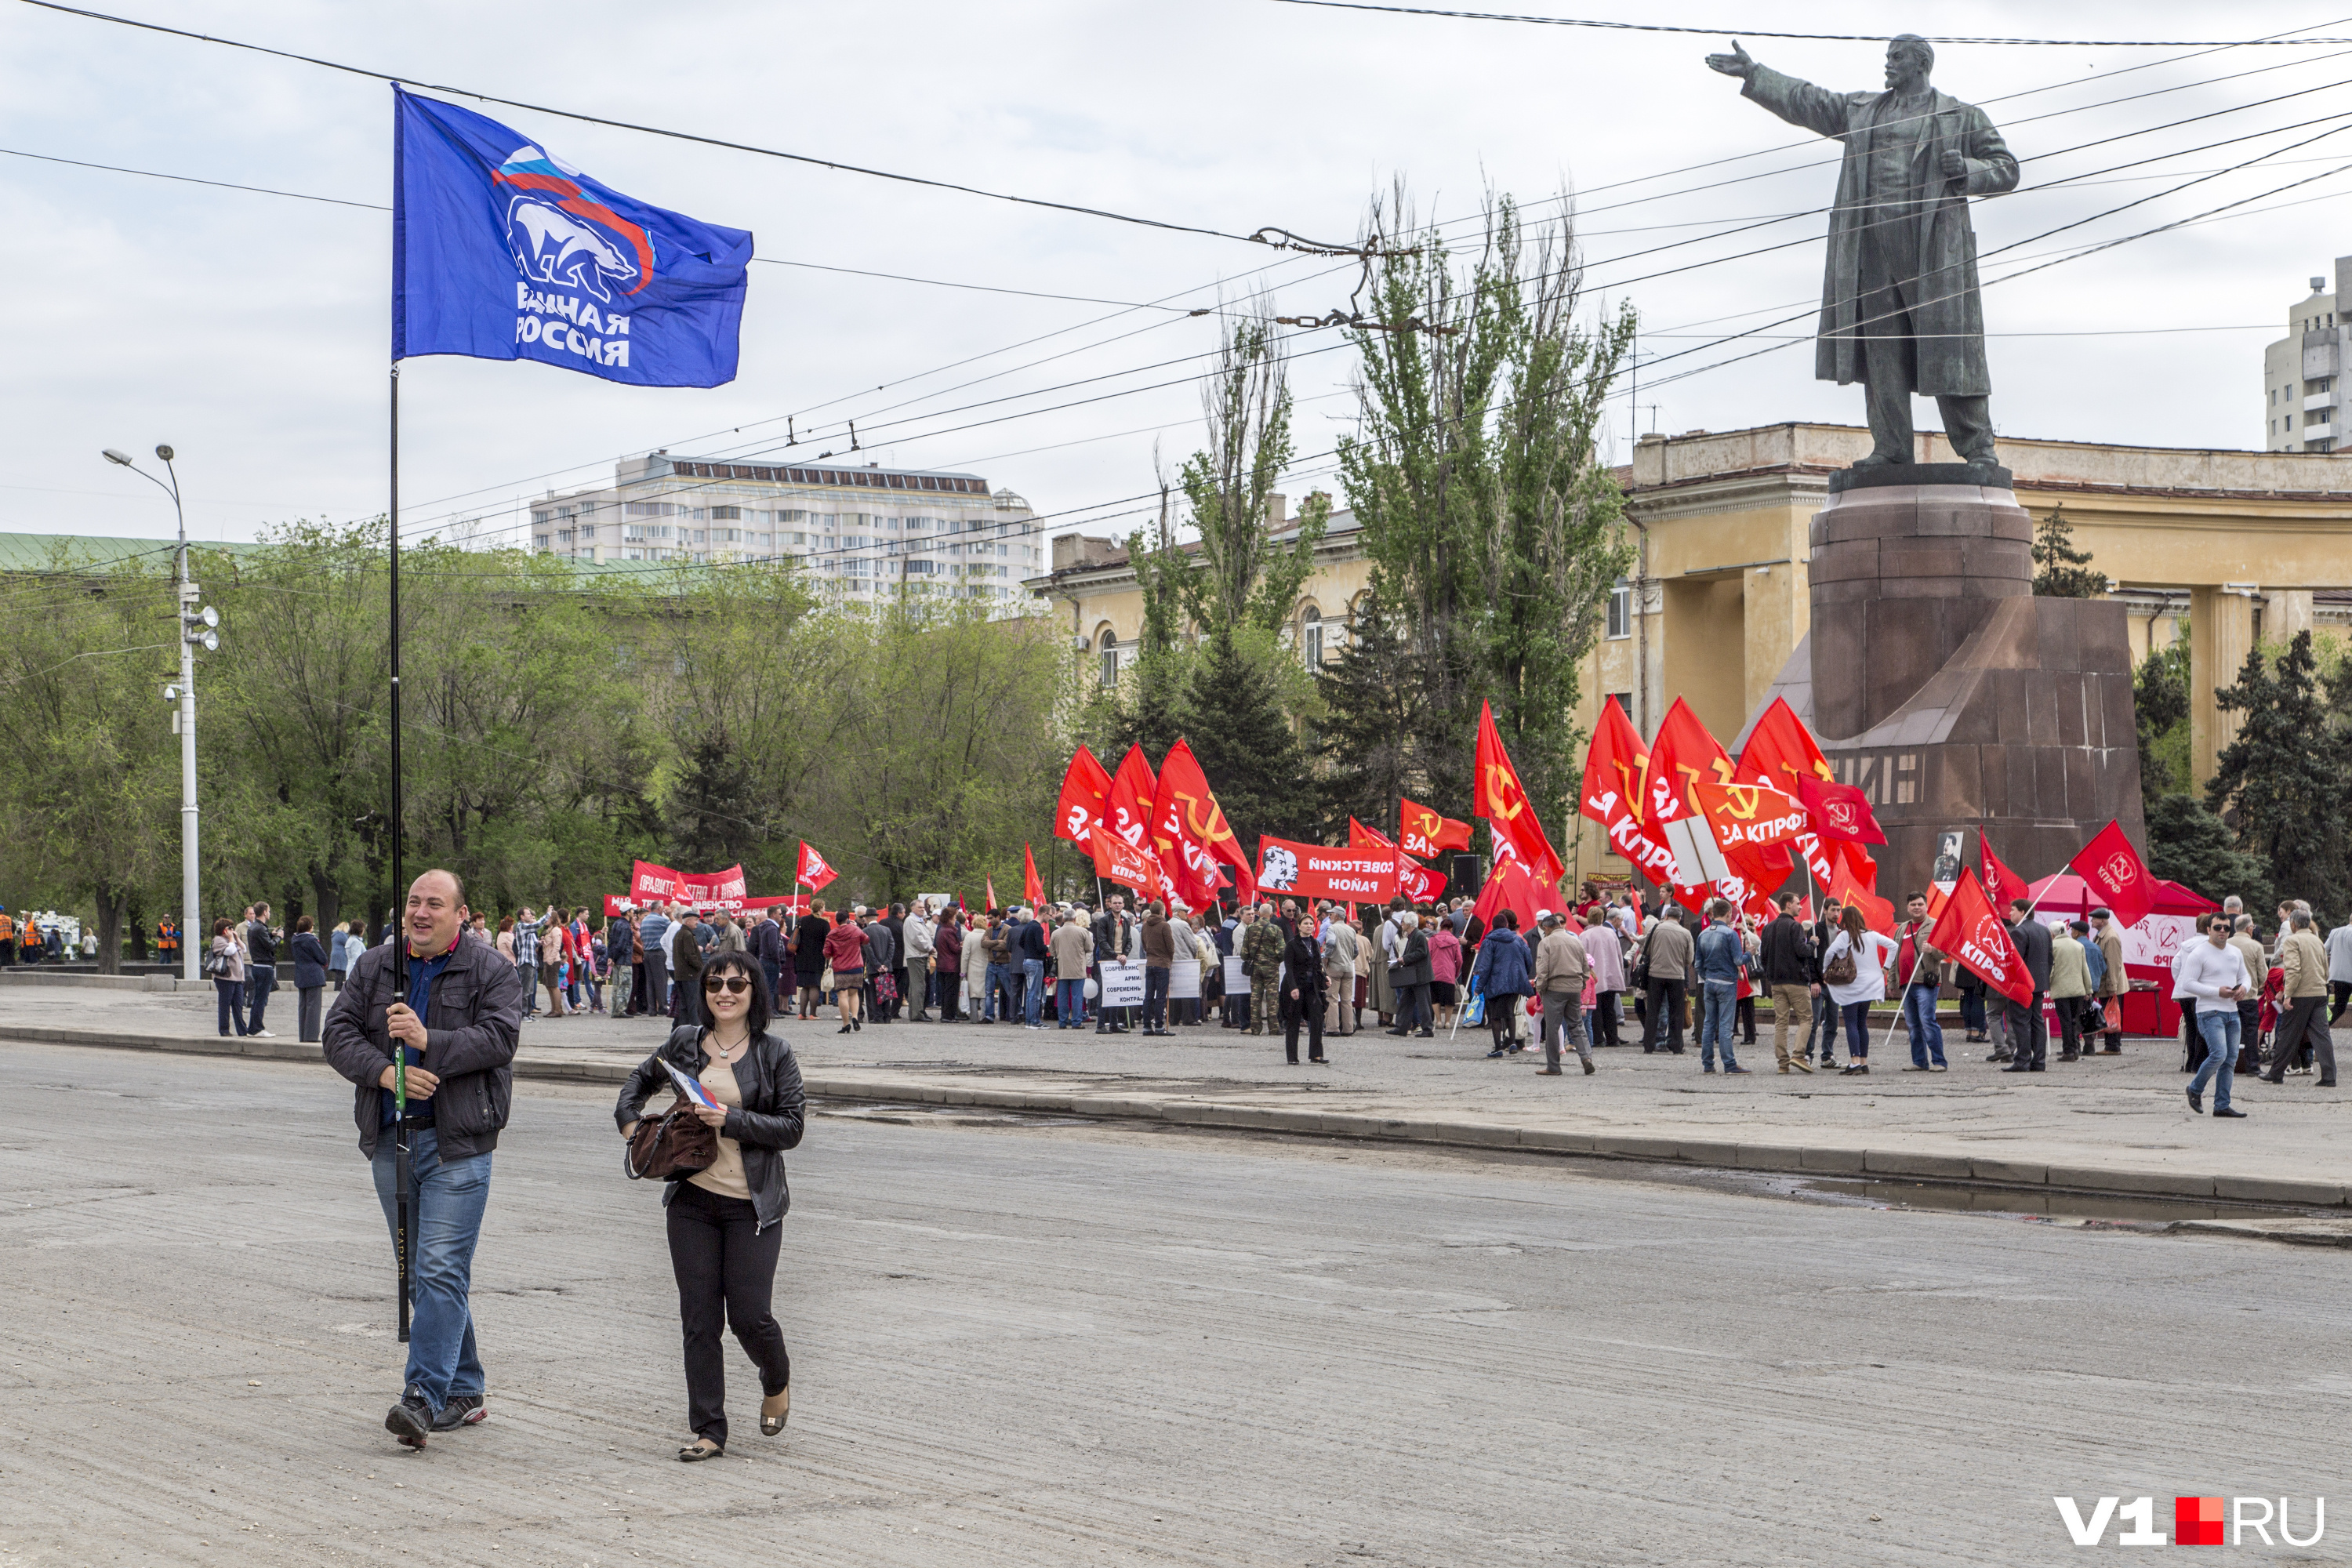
[
  {"xmin": 671, "ymin": 922, "xmax": 706, "ymax": 988},
  {"xmin": 1092, "ymin": 909, "xmax": 1131, "ymax": 963},
  {"xmin": 1016, "ymin": 918, "xmax": 1049, "ymax": 964},
  {"xmin": 1760, "ymin": 913, "xmax": 1815, "ymax": 988},
  {"xmin": 321, "ymin": 932, "xmax": 526, "ymax": 1161},
  {"xmin": 2008, "ymin": 916, "xmax": 2054, "ymax": 993}
]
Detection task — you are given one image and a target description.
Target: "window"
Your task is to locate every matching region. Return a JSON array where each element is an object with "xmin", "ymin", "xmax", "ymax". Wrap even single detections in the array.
[
  {"xmin": 1606, "ymin": 578, "xmax": 1633, "ymax": 639},
  {"xmin": 711, "ymin": 505, "xmax": 742, "ymax": 521},
  {"xmin": 1098, "ymin": 630, "xmax": 1119, "ymax": 688},
  {"xmin": 625, "ymin": 502, "xmax": 673, "ymax": 518},
  {"xmin": 1610, "ymin": 691, "xmax": 1632, "ymax": 717},
  {"xmin": 1301, "ymin": 606, "xmax": 1323, "ymax": 668},
  {"xmin": 532, "ymin": 509, "xmax": 553, "ymax": 525},
  {"xmin": 532, "ymin": 534, "xmax": 550, "ymax": 551}
]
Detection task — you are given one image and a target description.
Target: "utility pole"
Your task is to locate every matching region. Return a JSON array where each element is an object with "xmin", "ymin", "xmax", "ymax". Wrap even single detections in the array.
[{"xmin": 104, "ymin": 445, "xmax": 214, "ymax": 981}]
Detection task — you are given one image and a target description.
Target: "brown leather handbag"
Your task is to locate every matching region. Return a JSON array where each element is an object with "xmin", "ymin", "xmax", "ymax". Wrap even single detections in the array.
[{"xmin": 625, "ymin": 1096, "xmax": 717, "ymax": 1181}]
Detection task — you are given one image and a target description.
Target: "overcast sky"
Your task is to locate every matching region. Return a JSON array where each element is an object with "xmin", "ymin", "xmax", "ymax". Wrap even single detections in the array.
[{"xmin": 4, "ymin": 0, "xmax": 2344, "ymax": 550}]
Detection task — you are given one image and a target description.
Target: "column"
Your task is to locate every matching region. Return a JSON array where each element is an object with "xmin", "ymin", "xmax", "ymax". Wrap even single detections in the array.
[{"xmin": 2188, "ymin": 584, "xmax": 2259, "ymax": 789}]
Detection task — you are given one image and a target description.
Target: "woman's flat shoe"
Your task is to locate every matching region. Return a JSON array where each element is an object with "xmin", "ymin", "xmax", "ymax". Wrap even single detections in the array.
[
  {"xmin": 760, "ymin": 1388, "xmax": 790, "ymax": 1436},
  {"xmin": 677, "ymin": 1438, "xmax": 724, "ymax": 1462}
]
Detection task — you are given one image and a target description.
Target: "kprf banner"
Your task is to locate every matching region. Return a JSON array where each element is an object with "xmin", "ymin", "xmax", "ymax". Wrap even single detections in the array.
[
  {"xmin": 1690, "ymin": 782, "xmax": 1809, "ymax": 854},
  {"xmin": 393, "ymin": 88, "xmax": 753, "ymax": 387},
  {"xmin": 1795, "ymin": 775, "xmax": 1886, "ymax": 844},
  {"xmin": 1979, "ymin": 833, "xmax": 2032, "ymax": 913},
  {"xmin": 1254, "ymin": 835, "xmax": 1399, "ymax": 903},
  {"xmin": 1927, "ymin": 867, "xmax": 2034, "ymax": 1007},
  {"xmin": 1581, "ymin": 696, "xmax": 1678, "ymax": 887},
  {"xmin": 796, "ymin": 841, "xmax": 838, "ymax": 892},
  {"xmin": 630, "ymin": 859, "xmax": 746, "ymax": 906},
  {"xmin": 1087, "ymin": 823, "xmax": 1161, "ymax": 894},
  {"xmin": 2070, "ymin": 819, "xmax": 2157, "ymax": 928}
]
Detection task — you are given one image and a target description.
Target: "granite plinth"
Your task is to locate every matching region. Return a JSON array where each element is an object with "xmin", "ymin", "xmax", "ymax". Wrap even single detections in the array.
[
  {"xmin": 1826, "ymin": 462, "xmax": 2013, "ymax": 495},
  {"xmin": 1745, "ymin": 480, "xmax": 2146, "ymax": 896}
]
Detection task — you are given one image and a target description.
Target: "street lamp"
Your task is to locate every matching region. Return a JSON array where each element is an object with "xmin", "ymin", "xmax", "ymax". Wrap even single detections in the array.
[{"xmin": 105, "ymin": 444, "xmax": 212, "ymax": 982}]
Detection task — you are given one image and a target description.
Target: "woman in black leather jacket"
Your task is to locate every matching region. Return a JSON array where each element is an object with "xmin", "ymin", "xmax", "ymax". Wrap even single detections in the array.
[{"xmin": 615, "ymin": 950, "xmax": 807, "ymax": 1461}]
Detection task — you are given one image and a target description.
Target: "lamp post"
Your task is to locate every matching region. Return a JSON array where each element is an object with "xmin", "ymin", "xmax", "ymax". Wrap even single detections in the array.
[{"xmin": 103, "ymin": 445, "xmax": 212, "ymax": 982}]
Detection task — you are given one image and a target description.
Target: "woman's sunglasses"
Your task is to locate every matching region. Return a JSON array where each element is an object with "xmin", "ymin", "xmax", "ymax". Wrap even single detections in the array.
[{"xmin": 703, "ymin": 975, "xmax": 753, "ymax": 995}]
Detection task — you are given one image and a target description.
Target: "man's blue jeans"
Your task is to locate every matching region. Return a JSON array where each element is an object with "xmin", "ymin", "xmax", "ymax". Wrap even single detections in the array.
[
  {"xmin": 1809, "ymin": 987, "xmax": 1840, "ymax": 1062},
  {"xmin": 982, "ymin": 960, "xmax": 1011, "ymax": 1020},
  {"xmin": 1904, "ymin": 982, "xmax": 1947, "ymax": 1067},
  {"xmin": 245, "ymin": 963, "xmax": 276, "ymax": 1032},
  {"xmin": 2190, "ymin": 1006, "xmax": 2241, "ymax": 1112},
  {"xmin": 1057, "ymin": 978, "xmax": 1086, "ymax": 1028},
  {"xmin": 1699, "ymin": 979, "xmax": 1739, "ymax": 1069},
  {"xmin": 1022, "ymin": 959, "xmax": 1045, "ymax": 1025},
  {"xmin": 369, "ymin": 1126, "xmax": 491, "ymax": 1414}
]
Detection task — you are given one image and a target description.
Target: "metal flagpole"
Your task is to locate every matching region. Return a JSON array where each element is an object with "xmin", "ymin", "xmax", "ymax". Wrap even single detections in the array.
[{"xmin": 390, "ymin": 359, "xmax": 411, "ymax": 1345}]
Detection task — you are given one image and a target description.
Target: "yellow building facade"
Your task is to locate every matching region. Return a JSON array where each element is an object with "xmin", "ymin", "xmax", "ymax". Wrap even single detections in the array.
[{"xmin": 1030, "ymin": 426, "xmax": 2352, "ymax": 887}]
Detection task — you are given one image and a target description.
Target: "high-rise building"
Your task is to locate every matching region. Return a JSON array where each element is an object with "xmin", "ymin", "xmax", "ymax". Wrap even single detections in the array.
[
  {"xmin": 524, "ymin": 452, "xmax": 1044, "ymax": 606},
  {"xmin": 2263, "ymin": 257, "xmax": 2348, "ymax": 453}
]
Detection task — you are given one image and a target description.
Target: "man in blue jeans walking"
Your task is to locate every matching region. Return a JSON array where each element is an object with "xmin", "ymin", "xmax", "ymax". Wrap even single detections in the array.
[
  {"xmin": 1693, "ymin": 898, "xmax": 1749, "ymax": 1073},
  {"xmin": 1893, "ymin": 892, "xmax": 1951, "ymax": 1070},
  {"xmin": 2180, "ymin": 914, "xmax": 2252, "ymax": 1117},
  {"xmin": 323, "ymin": 869, "xmax": 525, "ymax": 1447}
]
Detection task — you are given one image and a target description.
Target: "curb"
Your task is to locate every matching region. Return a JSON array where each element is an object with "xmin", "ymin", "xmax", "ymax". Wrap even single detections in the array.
[{"xmin": 7, "ymin": 1024, "xmax": 2342, "ymax": 1212}]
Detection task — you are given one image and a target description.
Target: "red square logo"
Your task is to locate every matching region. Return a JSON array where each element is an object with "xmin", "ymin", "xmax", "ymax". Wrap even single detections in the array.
[{"xmin": 2175, "ymin": 1496, "xmax": 2226, "ymax": 1545}]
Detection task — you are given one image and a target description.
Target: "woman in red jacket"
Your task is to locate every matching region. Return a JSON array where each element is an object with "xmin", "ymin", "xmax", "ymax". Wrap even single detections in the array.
[{"xmin": 821, "ymin": 914, "xmax": 867, "ymax": 1033}]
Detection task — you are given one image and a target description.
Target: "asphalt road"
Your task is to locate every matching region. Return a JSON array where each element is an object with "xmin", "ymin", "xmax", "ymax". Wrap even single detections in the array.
[{"xmin": 3, "ymin": 1041, "xmax": 2346, "ymax": 1566}]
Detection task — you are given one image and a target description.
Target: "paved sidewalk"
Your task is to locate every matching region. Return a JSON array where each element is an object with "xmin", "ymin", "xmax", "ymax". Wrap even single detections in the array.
[{"xmin": 5, "ymin": 983, "xmax": 2347, "ymax": 1207}]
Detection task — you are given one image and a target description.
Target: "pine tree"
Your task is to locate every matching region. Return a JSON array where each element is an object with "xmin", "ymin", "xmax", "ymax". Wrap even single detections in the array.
[
  {"xmin": 1312, "ymin": 594, "xmax": 1425, "ymax": 840},
  {"xmin": 2145, "ymin": 794, "xmax": 2272, "ymax": 917},
  {"xmin": 2032, "ymin": 504, "xmax": 2109, "ymax": 597},
  {"xmin": 2132, "ymin": 638, "xmax": 2190, "ymax": 794},
  {"xmin": 1181, "ymin": 626, "xmax": 1312, "ymax": 846},
  {"xmin": 2205, "ymin": 630, "xmax": 2347, "ymax": 917}
]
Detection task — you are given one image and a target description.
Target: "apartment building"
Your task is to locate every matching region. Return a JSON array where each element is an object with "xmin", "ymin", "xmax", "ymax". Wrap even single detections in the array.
[
  {"xmin": 2263, "ymin": 257, "xmax": 2349, "ymax": 452},
  {"xmin": 527, "ymin": 452, "xmax": 1044, "ymax": 606}
]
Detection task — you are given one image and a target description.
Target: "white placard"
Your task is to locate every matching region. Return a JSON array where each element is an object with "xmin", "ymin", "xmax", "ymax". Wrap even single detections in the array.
[
  {"xmin": 1098, "ymin": 959, "xmax": 1145, "ymax": 1007},
  {"xmin": 1170, "ymin": 959, "xmax": 1201, "ymax": 1000},
  {"xmin": 1222, "ymin": 954, "xmax": 1248, "ymax": 994}
]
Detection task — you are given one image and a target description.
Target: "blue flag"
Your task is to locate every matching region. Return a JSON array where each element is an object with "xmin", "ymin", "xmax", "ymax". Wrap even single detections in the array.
[{"xmin": 393, "ymin": 87, "xmax": 752, "ymax": 388}]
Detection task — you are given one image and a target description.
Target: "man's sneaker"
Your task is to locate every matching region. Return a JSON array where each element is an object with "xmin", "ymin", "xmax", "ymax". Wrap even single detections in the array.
[
  {"xmin": 254, "ymin": 1029, "xmax": 276, "ymax": 1038},
  {"xmin": 431, "ymin": 1394, "xmax": 486, "ymax": 1432},
  {"xmin": 385, "ymin": 1390, "xmax": 433, "ymax": 1448}
]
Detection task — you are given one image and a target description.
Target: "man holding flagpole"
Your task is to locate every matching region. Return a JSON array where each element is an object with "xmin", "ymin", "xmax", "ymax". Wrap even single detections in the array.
[{"xmin": 324, "ymin": 870, "xmax": 525, "ymax": 1447}]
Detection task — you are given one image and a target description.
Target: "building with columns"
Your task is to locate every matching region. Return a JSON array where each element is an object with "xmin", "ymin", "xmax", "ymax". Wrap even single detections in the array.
[{"xmin": 1030, "ymin": 424, "xmax": 2352, "ymax": 890}]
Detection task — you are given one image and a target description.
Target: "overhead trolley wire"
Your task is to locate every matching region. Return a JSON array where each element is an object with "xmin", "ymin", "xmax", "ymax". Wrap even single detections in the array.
[
  {"xmin": 1269, "ymin": 0, "xmax": 2352, "ymax": 47},
  {"xmin": 16, "ymin": 0, "xmax": 1367, "ymax": 254}
]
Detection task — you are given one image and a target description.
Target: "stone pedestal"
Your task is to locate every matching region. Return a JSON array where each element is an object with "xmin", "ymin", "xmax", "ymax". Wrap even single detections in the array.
[{"xmin": 1749, "ymin": 466, "xmax": 2145, "ymax": 897}]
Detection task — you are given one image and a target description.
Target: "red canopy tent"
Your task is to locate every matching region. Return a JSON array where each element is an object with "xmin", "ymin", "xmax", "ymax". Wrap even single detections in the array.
[{"xmin": 2025, "ymin": 872, "xmax": 2220, "ymax": 1037}]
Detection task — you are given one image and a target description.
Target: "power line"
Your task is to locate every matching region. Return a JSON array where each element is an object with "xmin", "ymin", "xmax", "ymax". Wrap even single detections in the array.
[
  {"xmin": 17, "ymin": 0, "xmax": 1358, "ymax": 253},
  {"xmin": 1269, "ymin": 0, "xmax": 2352, "ymax": 46}
]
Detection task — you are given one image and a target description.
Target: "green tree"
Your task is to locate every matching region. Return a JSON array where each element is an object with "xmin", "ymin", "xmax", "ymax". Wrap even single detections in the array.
[
  {"xmin": 1174, "ymin": 298, "xmax": 1329, "ymax": 634},
  {"xmin": 1338, "ymin": 185, "xmax": 1635, "ymax": 822},
  {"xmin": 2031, "ymin": 504, "xmax": 2109, "ymax": 597},
  {"xmin": 1312, "ymin": 593, "xmax": 1425, "ymax": 840},
  {"xmin": 2145, "ymin": 793, "xmax": 2272, "ymax": 916},
  {"xmin": 0, "ymin": 552, "xmax": 180, "ymax": 969},
  {"xmin": 2132, "ymin": 636, "xmax": 2190, "ymax": 796},
  {"xmin": 1181, "ymin": 626, "xmax": 1312, "ymax": 848},
  {"xmin": 2205, "ymin": 630, "xmax": 2347, "ymax": 915}
]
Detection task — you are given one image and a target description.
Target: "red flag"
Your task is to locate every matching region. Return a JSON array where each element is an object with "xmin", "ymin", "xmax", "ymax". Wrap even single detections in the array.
[
  {"xmin": 1473, "ymin": 699, "xmax": 1566, "ymax": 891},
  {"xmin": 1979, "ymin": 833, "xmax": 2032, "ymax": 915},
  {"xmin": 1927, "ymin": 867, "xmax": 2034, "ymax": 1007},
  {"xmin": 1054, "ymin": 746, "xmax": 1113, "ymax": 847},
  {"xmin": 1398, "ymin": 798, "xmax": 1472, "ymax": 859},
  {"xmin": 985, "ymin": 874, "xmax": 998, "ymax": 913},
  {"xmin": 2070, "ymin": 819, "xmax": 2156, "ymax": 929},
  {"xmin": 1645, "ymin": 698, "xmax": 1787, "ymax": 907},
  {"xmin": 1156, "ymin": 738, "xmax": 1249, "ymax": 909},
  {"xmin": 1149, "ymin": 740, "xmax": 1224, "ymax": 909},
  {"xmin": 1795, "ymin": 775, "xmax": 1886, "ymax": 845},
  {"xmin": 1827, "ymin": 852, "xmax": 1893, "ymax": 936},
  {"xmin": 795, "ymin": 841, "xmax": 837, "ymax": 892},
  {"xmin": 1398, "ymin": 857, "xmax": 1446, "ymax": 903},
  {"xmin": 1348, "ymin": 817, "xmax": 1395, "ymax": 850},
  {"xmin": 1736, "ymin": 696, "xmax": 1843, "ymax": 887},
  {"xmin": 1023, "ymin": 843, "xmax": 1046, "ymax": 909},
  {"xmin": 1691, "ymin": 782, "xmax": 1809, "ymax": 851},
  {"xmin": 1470, "ymin": 857, "xmax": 1544, "ymax": 935},
  {"xmin": 1103, "ymin": 745, "xmax": 1158, "ymax": 851},
  {"xmin": 1579, "ymin": 698, "xmax": 1678, "ymax": 887},
  {"xmin": 1088, "ymin": 823, "xmax": 1160, "ymax": 893}
]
